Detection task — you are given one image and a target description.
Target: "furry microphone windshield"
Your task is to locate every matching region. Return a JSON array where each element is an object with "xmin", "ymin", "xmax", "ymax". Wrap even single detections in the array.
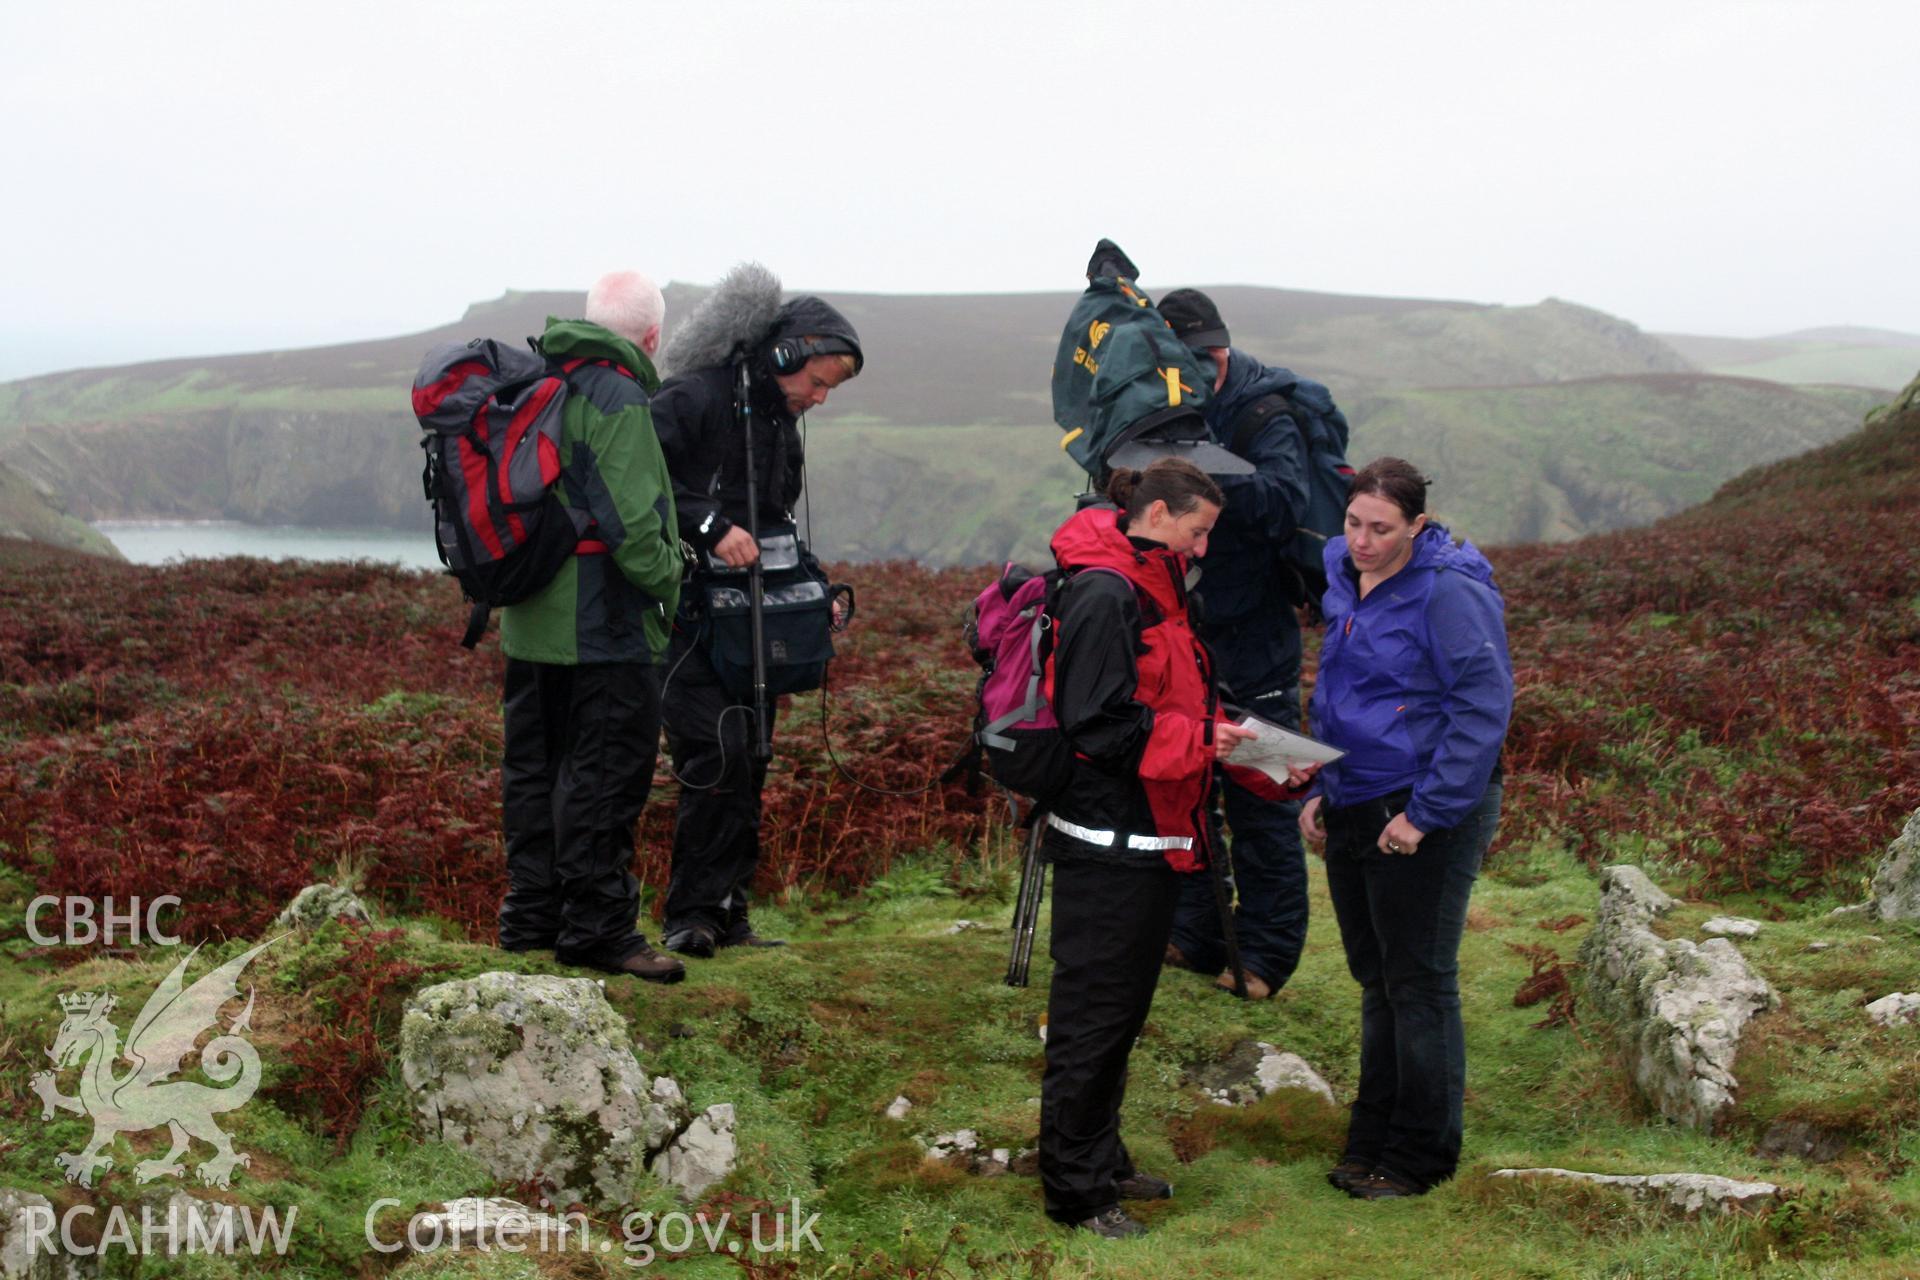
[{"xmin": 658, "ymin": 262, "xmax": 784, "ymax": 379}]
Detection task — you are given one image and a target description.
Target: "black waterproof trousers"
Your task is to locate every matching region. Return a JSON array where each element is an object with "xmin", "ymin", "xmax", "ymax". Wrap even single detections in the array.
[
  {"xmin": 660, "ymin": 631, "xmax": 776, "ymax": 939},
  {"xmin": 1324, "ymin": 784, "xmax": 1502, "ymax": 1189},
  {"xmin": 499, "ymin": 659, "xmax": 660, "ymax": 968},
  {"xmin": 1039, "ymin": 856, "xmax": 1179, "ymax": 1224}
]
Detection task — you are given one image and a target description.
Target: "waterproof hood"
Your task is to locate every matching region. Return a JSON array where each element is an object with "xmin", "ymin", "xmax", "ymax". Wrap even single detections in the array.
[
  {"xmin": 1406, "ymin": 523, "xmax": 1498, "ymax": 585},
  {"xmin": 536, "ymin": 317, "xmax": 659, "ymax": 390},
  {"xmin": 1049, "ymin": 505, "xmax": 1188, "ymax": 616},
  {"xmin": 770, "ymin": 295, "xmax": 864, "ymax": 374}
]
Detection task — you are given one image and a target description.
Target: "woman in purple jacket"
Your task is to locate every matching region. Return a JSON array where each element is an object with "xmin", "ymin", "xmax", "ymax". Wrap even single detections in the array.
[{"xmin": 1300, "ymin": 457, "xmax": 1513, "ymax": 1201}]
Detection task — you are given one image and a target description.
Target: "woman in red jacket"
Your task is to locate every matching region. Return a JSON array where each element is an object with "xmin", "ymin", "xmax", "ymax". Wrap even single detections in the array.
[{"xmin": 1037, "ymin": 457, "xmax": 1256, "ymax": 1239}]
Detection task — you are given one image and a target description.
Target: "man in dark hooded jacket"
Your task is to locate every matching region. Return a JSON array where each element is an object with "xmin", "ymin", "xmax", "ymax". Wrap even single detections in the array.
[
  {"xmin": 1155, "ymin": 287, "xmax": 1313, "ymax": 1000},
  {"xmin": 651, "ymin": 279, "xmax": 863, "ymax": 957}
]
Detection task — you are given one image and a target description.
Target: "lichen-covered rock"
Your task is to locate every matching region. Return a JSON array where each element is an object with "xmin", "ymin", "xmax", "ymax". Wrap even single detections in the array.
[
  {"xmin": 1189, "ymin": 1040, "xmax": 1337, "ymax": 1108},
  {"xmin": 273, "ymin": 882, "xmax": 371, "ymax": 930},
  {"xmin": 1580, "ymin": 865, "xmax": 1775, "ymax": 1128},
  {"xmin": 1865, "ymin": 992, "xmax": 1920, "ymax": 1026},
  {"xmin": 656, "ymin": 1105, "xmax": 737, "ymax": 1200},
  {"xmin": 1701, "ymin": 916, "xmax": 1761, "ymax": 938},
  {"xmin": 400, "ymin": 973, "xmax": 690, "ymax": 1206},
  {"xmin": 1491, "ymin": 1168, "xmax": 1777, "ymax": 1214},
  {"xmin": 914, "ymin": 1129, "xmax": 1025, "ymax": 1178},
  {"xmin": 921, "ymin": 1129, "xmax": 980, "ymax": 1160},
  {"xmin": 1870, "ymin": 810, "xmax": 1920, "ymax": 921},
  {"xmin": 884, "ymin": 1095, "xmax": 913, "ymax": 1120},
  {"xmin": 0, "ymin": 1188, "xmax": 96, "ymax": 1279}
]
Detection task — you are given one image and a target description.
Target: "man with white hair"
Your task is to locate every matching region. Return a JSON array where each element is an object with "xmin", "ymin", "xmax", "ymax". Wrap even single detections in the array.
[{"xmin": 496, "ymin": 270, "xmax": 687, "ymax": 983}]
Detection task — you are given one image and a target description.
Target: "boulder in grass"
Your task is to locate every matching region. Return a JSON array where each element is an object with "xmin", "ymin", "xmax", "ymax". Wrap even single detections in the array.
[
  {"xmin": 1189, "ymin": 1039, "xmax": 1337, "ymax": 1108},
  {"xmin": 273, "ymin": 883, "xmax": 371, "ymax": 930},
  {"xmin": 1865, "ymin": 992, "xmax": 1920, "ymax": 1027},
  {"xmin": 921, "ymin": 1129, "xmax": 981, "ymax": 1161},
  {"xmin": 1701, "ymin": 916, "xmax": 1762, "ymax": 939},
  {"xmin": 1492, "ymin": 1167, "xmax": 1778, "ymax": 1215},
  {"xmin": 400, "ymin": 973, "xmax": 723, "ymax": 1206},
  {"xmin": 0, "ymin": 1187, "xmax": 96, "ymax": 1279},
  {"xmin": 1870, "ymin": 810, "xmax": 1920, "ymax": 921},
  {"xmin": 1580, "ymin": 865, "xmax": 1776, "ymax": 1129},
  {"xmin": 654, "ymin": 1105, "xmax": 738, "ymax": 1201}
]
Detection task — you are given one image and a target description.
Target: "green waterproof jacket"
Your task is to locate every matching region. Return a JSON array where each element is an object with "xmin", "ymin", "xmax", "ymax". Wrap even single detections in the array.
[{"xmin": 499, "ymin": 318, "xmax": 683, "ymax": 665}]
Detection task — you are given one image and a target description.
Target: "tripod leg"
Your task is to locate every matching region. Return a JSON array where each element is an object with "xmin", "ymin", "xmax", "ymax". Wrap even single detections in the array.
[
  {"xmin": 1006, "ymin": 819, "xmax": 1046, "ymax": 987},
  {"xmin": 1211, "ymin": 841, "xmax": 1247, "ymax": 998}
]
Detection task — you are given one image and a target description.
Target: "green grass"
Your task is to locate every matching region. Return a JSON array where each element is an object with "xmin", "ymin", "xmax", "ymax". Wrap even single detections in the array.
[
  {"xmin": 1696, "ymin": 347, "xmax": 1918, "ymax": 394},
  {"xmin": 801, "ymin": 424, "xmax": 1088, "ymax": 568},
  {"xmin": 4, "ymin": 841, "xmax": 1916, "ymax": 1278},
  {"xmin": 0, "ymin": 373, "xmax": 400, "ymax": 430},
  {"xmin": 1351, "ymin": 377, "xmax": 1884, "ymax": 547},
  {"xmin": 800, "ymin": 379, "xmax": 1887, "ymax": 565},
  {"xmin": 0, "ymin": 460, "xmax": 121, "ymax": 556}
]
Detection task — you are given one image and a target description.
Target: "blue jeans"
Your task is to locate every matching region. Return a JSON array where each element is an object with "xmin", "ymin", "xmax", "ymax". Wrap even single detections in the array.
[
  {"xmin": 1322, "ymin": 783, "xmax": 1501, "ymax": 1188},
  {"xmin": 1169, "ymin": 688, "xmax": 1307, "ymax": 988}
]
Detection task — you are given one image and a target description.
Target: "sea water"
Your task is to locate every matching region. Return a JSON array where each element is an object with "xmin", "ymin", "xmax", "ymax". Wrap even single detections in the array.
[{"xmin": 94, "ymin": 521, "xmax": 442, "ymax": 572}]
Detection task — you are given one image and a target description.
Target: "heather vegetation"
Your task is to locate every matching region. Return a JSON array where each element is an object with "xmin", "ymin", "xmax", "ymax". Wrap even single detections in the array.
[{"xmin": 0, "ymin": 391, "xmax": 1915, "ymax": 1276}]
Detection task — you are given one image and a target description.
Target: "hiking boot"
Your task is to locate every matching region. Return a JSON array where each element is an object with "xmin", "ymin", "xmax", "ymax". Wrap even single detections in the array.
[
  {"xmin": 1215, "ymin": 968, "xmax": 1274, "ymax": 1000},
  {"xmin": 614, "ymin": 945, "xmax": 685, "ymax": 985},
  {"xmin": 1325, "ymin": 1160, "xmax": 1372, "ymax": 1192},
  {"xmin": 1114, "ymin": 1171, "xmax": 1172, "ymax": 1201},
  {"xmin": 1347, "ymin": 1170, "xmax": 1426, "ymax": 1200},
  {"xmin": 1163, "ymin": 942, "xmax": 1193, "ymax": 970},
  {"xmin": 663, "ymin": 924, "xmax": 718, "ymax": 959},
  {"xmin": 1074, "ymin": 1207, "xmax": 1145, "ymax": 1239}
]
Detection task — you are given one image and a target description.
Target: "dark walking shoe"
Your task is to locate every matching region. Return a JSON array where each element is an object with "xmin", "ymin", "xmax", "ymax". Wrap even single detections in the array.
[
  {"xmin": 1214, "ymin": 968, "xmax": 1274, "ymax": 1000},
  {"xmin": 614, "ymin": 945, "xmax": 686, "ymax": 985},
  {"xmin": 718, "ymin": 921, "xmax": 786, "ymax": 949},
  {"xmin": 1325, "ymin": 1160, "xmax": 1372, "ymax": 1191},
  {"xmin": 1347, "ymin": 1170, "xmax": 1425, "ymax": 1200},
  {"xmin": 663, "ymin": 924, "xmax": 718, "ymax": 959},
  {"xmin": 1114, "ymin": 1171, "xmax": 1172, "ymax": 1200},
  {"xmin": 1075, "ymin": 1207, "xmax": 1146, "ymax": 1239},
  {"xmin": 1163, "ymin": 942, "xmax": 1192, "ymax": 970}
]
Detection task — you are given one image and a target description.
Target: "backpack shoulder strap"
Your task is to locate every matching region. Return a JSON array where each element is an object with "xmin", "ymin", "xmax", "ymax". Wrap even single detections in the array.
[
  {"xmin": 553, "ymin": 355, "xmax": 639, "ymax": 384},
  {"xmin": 1225, "ymin": 391, "xmax": 1297, "ymax": 459},
  {"xmin": 1061, "ymin": 565, "xmax": 1162, "ymax": 629}
]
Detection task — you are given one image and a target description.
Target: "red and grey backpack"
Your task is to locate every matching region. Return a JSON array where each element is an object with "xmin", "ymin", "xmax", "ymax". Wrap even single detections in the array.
[{"xmin": 412, "ymin": 338, "xmax": 587, "ymax": 648}]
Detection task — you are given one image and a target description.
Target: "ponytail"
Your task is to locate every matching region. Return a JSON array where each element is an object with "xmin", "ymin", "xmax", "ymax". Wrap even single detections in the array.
[{"xmin": 1105, "ymin": 456, "xmax": 1223, "ymax": 518}]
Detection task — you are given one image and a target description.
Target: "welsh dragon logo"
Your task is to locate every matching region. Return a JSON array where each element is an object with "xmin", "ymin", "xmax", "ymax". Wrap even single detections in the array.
[{"xmin": 31, "ymin": 941, "xmax": 274, "ymax": 1189}]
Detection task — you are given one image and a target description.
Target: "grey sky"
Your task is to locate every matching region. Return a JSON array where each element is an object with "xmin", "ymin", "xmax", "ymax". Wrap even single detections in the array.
[{"xmin": 3, "ymin": 0, "xmax": 1915, "ymax": 381}]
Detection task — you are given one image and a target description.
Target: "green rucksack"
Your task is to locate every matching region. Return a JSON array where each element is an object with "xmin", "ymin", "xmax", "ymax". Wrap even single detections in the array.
[{"xmin": 1051, "ymin": 243, "xmax": 1216, "ymax": 479}]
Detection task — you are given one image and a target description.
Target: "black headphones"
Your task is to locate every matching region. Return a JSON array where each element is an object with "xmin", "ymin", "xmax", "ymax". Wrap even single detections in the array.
[{"xmin": 768, "ymin": 334, "xmax": 860, "ymax": 375}]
